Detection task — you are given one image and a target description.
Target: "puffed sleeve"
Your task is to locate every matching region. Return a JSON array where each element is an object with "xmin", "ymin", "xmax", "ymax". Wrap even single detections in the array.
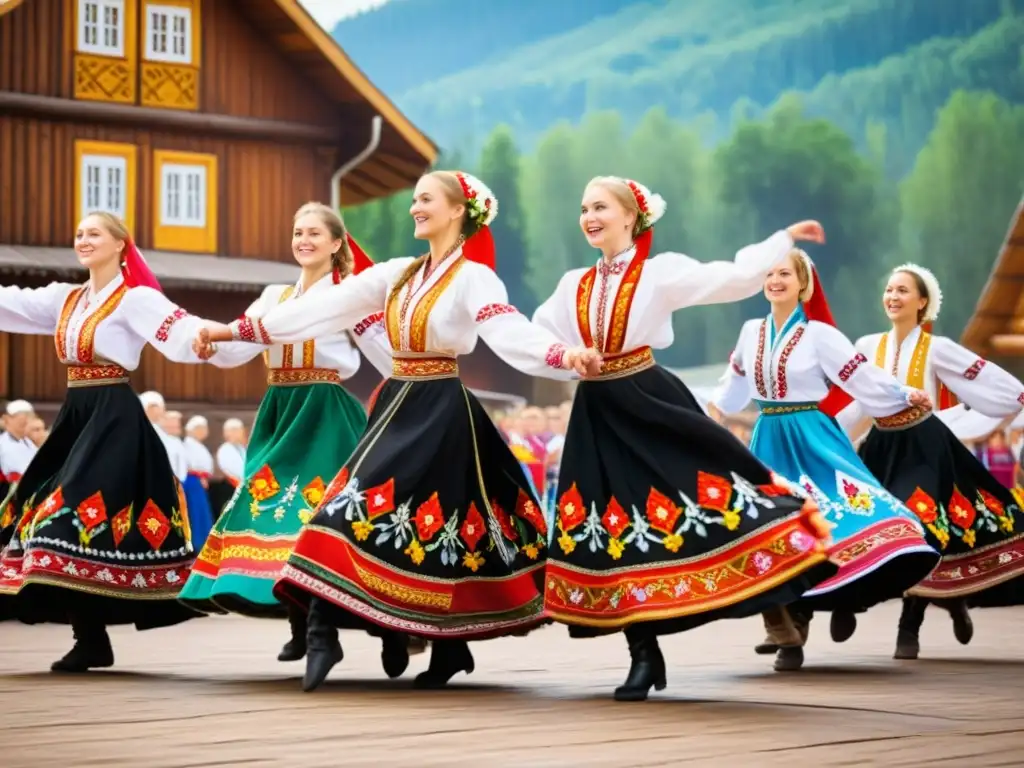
[
  {"xmin": 811, "ymin": 322, "xmax": 913, "ymax": 418},
  {"xmin": 532, "ymin": 270, "xmax": 587, "ymax": 345},
  {"xmin": 712, "ymin": 321, "xmax": 755, "ymax": 414},
  {"xmin": 206, "ymin": 287, "xmax": 275, "ymax": 369},
  {"xmin": 120, "ymin": 287, "xmax": 217, "ymax": 363},
  {"xmin": 0, "ymin": 282, "xmax": 77, "ymax": 335},
  {"xmin": 349, "ymin": 311, "xmax": 393, "ymax": 378},
  {"xmin": 229, "ymin": 259, "xmax": 413, "ymax": 344},
  {"xmin": 930, "ymin": 336, "xmax": 1024, "ymax": 418},
  {"xmin": 465, "ymin": 264, "xmax": 575, "ymax": 380},
  {"xmin": 648, "ymin": 230, "xmax": 795, "ymax": 311}
]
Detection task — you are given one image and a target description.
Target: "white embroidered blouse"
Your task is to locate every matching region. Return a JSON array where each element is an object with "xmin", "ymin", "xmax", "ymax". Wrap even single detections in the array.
[
  {"xmin": 207, "ymin": 272, "xmax": 392, "ymax": 378},
  {"xmin": 0, "ymin": 274, "xmax": 208, "ymax": 368},
  {"xmin": 713, "ymin": 310, "xmax": 913, "ymax": 417},
  {"xmin": 227, "ymin": 248, "xmax": 575, "ymax": 379},
  {"xmin": 532, "ymin": 230, "xmax": 796, "ymax": 354},
  {"xmin": 836, "ymin": 326, "xmax": 1024, "ymax": 440}
]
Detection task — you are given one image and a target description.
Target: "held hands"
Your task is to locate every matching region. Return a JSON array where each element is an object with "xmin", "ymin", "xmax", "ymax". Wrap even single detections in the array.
[
  {"xmin": 563, "ymin": 346, "xmax": 604, "ymax": 378},
  {"xmin": 192, "ymin": 323, "xmax": 232, "ymax": 360},
  {"xmin": 908, "ymin": 389, "xmax": 933, "ymax": 410},
  {"xmin": 786, "ymin": 220, "xmax": 826, "ymax": 244}
]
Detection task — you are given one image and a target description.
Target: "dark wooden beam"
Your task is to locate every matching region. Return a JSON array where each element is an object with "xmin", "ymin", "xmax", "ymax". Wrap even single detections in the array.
[{"xmin": 0, "ymin": 91, "xmax": 342, "ymax": 144}]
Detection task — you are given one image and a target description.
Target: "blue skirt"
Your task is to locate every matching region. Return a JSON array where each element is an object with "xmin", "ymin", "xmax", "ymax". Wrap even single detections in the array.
[
  {"xmin": 183, "ymin": 473, "xmax": 213, "ymax": 551},
  {"xmin": 750, "ymin": 401, "xmax": 939, "ymax": 611}
]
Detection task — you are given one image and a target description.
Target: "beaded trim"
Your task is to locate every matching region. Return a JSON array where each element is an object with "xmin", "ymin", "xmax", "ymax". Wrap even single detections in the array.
[{"xmin": 66, "ymin": 364, "xmax": 130, "ymax": 387}]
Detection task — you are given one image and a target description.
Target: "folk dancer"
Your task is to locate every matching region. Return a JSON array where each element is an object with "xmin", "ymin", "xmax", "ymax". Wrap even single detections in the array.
[{"xmin": 532, "ymin": 177, "xmax": 836, "ymax": 701}]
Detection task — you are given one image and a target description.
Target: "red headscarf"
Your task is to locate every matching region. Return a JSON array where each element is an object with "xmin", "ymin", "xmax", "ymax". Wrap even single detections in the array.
[
  {"xmin": 800, "ymin": 264, "xmax": 857, "ymax": 418},
  {"xmin": 338, "ymin": 233, "xmax": 374, "ymax": 283},
  {"xmin": 454, "ymin": 172, "xmax": 498, "ymax": 270},
  {"xmin": 121, "ymin": 239, "xmax": 162, "ymax": 291}
]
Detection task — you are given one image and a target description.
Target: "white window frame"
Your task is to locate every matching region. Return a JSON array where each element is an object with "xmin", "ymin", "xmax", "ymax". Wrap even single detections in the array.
[
  {"xmin": 145, "ymin": 5, "xmax": 193, "ymax": 65},
  {"xmin": 80, "ymin": 154, "xmax": 128, "ymax": 220},
  {"xmin": 77, "ymin": 0, "xmax": 126, "ymax": 57},
  {"xmin": 160, "ymin": 163, "xmax": 207, "ymax": 227}
]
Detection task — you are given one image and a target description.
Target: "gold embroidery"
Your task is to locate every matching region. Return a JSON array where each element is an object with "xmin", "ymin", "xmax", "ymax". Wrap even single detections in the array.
[
  {"xmin": 391, "ymin": 356, "xmax": 458, "ymax": 380},
  {"xmin": 352, "ymin": 559, "xmax": 453, "ymax": 610},
  {"xmin": 874, "ymin": 404, "xmax": 931, "ymax": 430},
  {"xmin": 267, "ymin": 368, "xmax": 341, "ymax": 386},
  {"xmin": 53, "ymin": 287, "xmax": 84, "ymax": 361},
  {"xmin": 67, "ymin": 364, "xmax": 129, "ymax": 387},
  {"xmin": 605, "ymin": 254, "xmax": 646, "ymax": 354},
  {"xmin": 575, "ymin": 269, "xmax": 596, "ymax": 348},
  {"xmin": 593, "ymin": 346, "xmax": 654, "ymax": 380},
  {"xmin": 758, "ymin": 402, "xmax": 818, "ymax": 415},
  {"xmin": 409, "ymin": 259, "xmax": 464, "ymax": 352},
  {"xmin": 77, "ymin": 284, "xmax": 128, "ymax": 363}
]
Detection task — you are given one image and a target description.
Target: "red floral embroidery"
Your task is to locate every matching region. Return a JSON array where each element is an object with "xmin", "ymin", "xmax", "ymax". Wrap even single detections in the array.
[
  {"xmin": 598, "ymin": 260, "xmax": 627, "ymax": 277},
  {"xmin": 753, "ymin": 321, "xmax": 768, "ymax": 398},
  {"xmin": 155, "ymin": 308, "xmax": 188, "ymax": 342},
  {"xmin": 301, "ymin": 477, "xmax": 326, "ymax": 509},
  {"xmin": 474, "ymin": 303, "xmax": 519, "ymax": 323},
  {"xmin": 645, "ymin": 488, "xmax": 682, "ymax": 534},
  {"xmin": 248, "ymin": 465, "xmax": 280, "ymax": 502},
  {"xmin": 413, "ymin": 493, "xmax": 444, "ymax": 541},
  {"xmin": 365, "ymin": 478, "xmax": 395, "ymax": 520},
  {"xmin": 137, "ymin": 500, "xmax": 171, "ymax": 550},
  {"xmin": 558, "ymin": 484, "xmax": 586, "ymax": 532},
  {"xmin": 352, "ymin": 312, "xmax": 384, "ymax": 337},
  {"xmin": 515, "ymin": 489, "xmax": 548, "ymax": 538},
  {"xmin": 491, "ymin": 499, "xmax": 518, "ymax": 541},
  {"xmin": 697, "ymin": 472, "xmax": 732, "ymax": 513},
  {"xmin": 324, "ymin": 467, "xmax": 350, "ymax": 501},
  {"xmin": 963, "ymin": 359, "xmax": 986, "ymax": 380},
  {"xmin": 460, "ymin": 502, "xmax": 486, "ymax": 550},
  {"xmin": 774, "ymin": 326, "xmax": 805, "ymax": 398},
  {"xmin": 233, "ymin": 316, "xmax": 270, "ymax": 344},
  {"xmin": 905, "ymin": 487, "xmax": 938, "ymax": 524},
  {"xmin": 75, "ymin": 492, "xmax": 108, "ymax": 531},
  {"xmin": 545, "ymin": 343, "xmax": 567, "ymax": 369},
  {"xmin": 979, "ymin": 489, "xmax": 1005, "ymax": 517},
  {"xmin": 729, "ymin": 350, "xmax": 745, "ymax": 377},
  {"xmin": 948, "ymin": 487, "xmax": 976, "ymax": 529},
  {"xmin": 111, "ymin": 505, "xmax": 132, "ymax": 546},
  {"xmin": 1018, "ymin": 392, "xmax": 1024, "ymax": 406},
  {"xmin": 601, "ymin": 497, "xmax": 629, "ymax": 538},
  {"xmin": 837, "ymin": 352, "xmax": 867, "ymax": 382}
]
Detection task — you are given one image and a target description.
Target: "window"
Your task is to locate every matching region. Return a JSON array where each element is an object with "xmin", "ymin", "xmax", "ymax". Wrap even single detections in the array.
[
  {"xmin": 145, "ymin": 5, "xmax": 192, "ymax": 64},
  {"xmin": 161, "ymin": 164, "xmax": 206, "ymax": 227},
  {"xmin": 74, "ymin": 141, "xmax": 137, "ymax": 231},
  {"xmin": 153, "ymin": 150, "xmax": 217, "ymax": 253},
  {"xmin": 77, "ymin": 0, "xmax": 126, "ymax": 57}
]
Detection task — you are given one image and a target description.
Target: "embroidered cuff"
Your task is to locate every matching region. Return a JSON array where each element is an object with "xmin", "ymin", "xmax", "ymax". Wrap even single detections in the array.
[
  {"xmin": 475, "ymin": 303, "xmax": 519, "ymax": 323},
  {"xmin": 352, "ymin": 311, "xmax": 385, "ymax": 337},
  {"xmin": 546, "ymin": 343, "xmax": 568, "ymax": 369},
  {"xmin": 837, "ymin": 352, "xmax": 867, "ymax": 382},
  {"xmin": 963, "ymin": 359, "xmax": 986, "ymax": 380},
  {"xmin": 155, "ymin": 308, "xmax": 189, "ymax": 342},
  {"xmin": 231, "ymin": 316, "xmax": 271, "ymax": 344}
]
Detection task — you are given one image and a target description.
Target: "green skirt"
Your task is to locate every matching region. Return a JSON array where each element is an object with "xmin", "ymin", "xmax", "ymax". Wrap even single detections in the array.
[{"xmin": 178, "ymin": 379, "xmax": 367, "ymax": 617}]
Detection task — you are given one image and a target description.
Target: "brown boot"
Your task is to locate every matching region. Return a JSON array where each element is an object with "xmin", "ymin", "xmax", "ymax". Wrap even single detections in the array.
[{"xmin": 756, "ymin": 606, "xmax": 802, "ymax": 654}]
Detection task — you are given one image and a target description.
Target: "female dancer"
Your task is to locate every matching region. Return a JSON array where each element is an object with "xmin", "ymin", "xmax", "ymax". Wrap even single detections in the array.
[
  {"xmin": 194, "ymin": 171, "xmax": 600, "ymax": 692},
  {"xmin": 713, "ymin": 249, "xmax": 938, "ymax": 671},
  {"xmin": 0, "ymin": 211, "xmax": 209, "ymax": 671},
  {"xmin": 179, "ymin": 202, "xmax": 420, "ymax": 673},
  {"xmin": 836, "ymin": 264, "xmax": 1024, "ymax": 659},
  {"xmin": 531, "ymin": 176, "xmax": 836, "ymax": 701}
]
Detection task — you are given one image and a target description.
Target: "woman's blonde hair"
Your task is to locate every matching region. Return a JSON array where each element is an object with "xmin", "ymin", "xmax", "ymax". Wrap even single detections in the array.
[
  {"xmin": 293, "ymin": 201, "xmax": 353, "ymax": 279},
  {"xmin": 788, "ymin": 248, "xmax": 814, "ymax": 303},
  {"xmin": 386, "ymin": 170, "xmax": 475, "ymax": 306},
  {"xmin": 585, "ymin": 177, "xmax": 643, "ymax": 237}
]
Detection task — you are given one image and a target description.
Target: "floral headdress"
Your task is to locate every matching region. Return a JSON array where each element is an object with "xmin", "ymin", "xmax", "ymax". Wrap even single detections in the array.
[
  {"xmin": 621, "ymin": 178, "xmax": 667, "ymax": 236},
  {"xmin": 892, "ymin": 263, "xmax": 942, "ymax": 324},
  {"xmin": 454, "ymin": 171, "xmax": 499, "ymax": 269}
]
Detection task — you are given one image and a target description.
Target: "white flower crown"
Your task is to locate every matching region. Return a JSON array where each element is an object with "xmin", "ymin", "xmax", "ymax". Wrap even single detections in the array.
[
  {"xmin": 893, "ymin": 263, "xmax": 942, "ymax": 322},
  {"xmin": 621, "ymin": 178, "xmax": 667, "ymax": 233},
  {"xmin": 456, "ymin": 172, "xmax": 499, "ymax": 229}
]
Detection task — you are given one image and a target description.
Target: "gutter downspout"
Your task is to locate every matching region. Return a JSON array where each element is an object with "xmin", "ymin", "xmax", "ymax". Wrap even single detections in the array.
[{"xmin": 332, "ymin": 115, "xmax": 383, "ymax": 212}]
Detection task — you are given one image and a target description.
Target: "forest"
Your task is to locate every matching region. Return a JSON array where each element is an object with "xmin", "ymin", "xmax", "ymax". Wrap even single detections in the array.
[{"xmin": 336, "ymin": 2, "xmax": 1024, "ymax": 369}]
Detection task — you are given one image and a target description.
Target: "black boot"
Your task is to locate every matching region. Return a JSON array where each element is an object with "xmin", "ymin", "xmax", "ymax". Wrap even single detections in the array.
[
  {"xmin": 894, "ymin": 596, "xmax": 927, "ymax": 659},
  {"xmin": 614, "ymin": 626, "xmax": 666, "ymax": 702},
  {"xmin": 829, "ymin": 610, "xmax": 857, "ymax": 643},
  {"xmin": 278, "ymin": 605, "xmax": 307, "ymax": 662},
  {"xmin": 51, "ymin": 618, "xmax": 114, "ymax": 673},
  {"xmin": 774, "ymin": 646, "xmax": 804, "ymax": 672},
  {"xmin": 941, "ymin": 598, "xmax": 974, "ymax": 645},
  {"xmin": 380, "ymin": 632, "xmax": 411, "ymax": 679},
  {"xmin": 413, "ymin": 639, "xmax": 474, "ymax": 689},
  {"xmin": 302, "ymin": 598, "xmax": 343, "ymax": 692}
]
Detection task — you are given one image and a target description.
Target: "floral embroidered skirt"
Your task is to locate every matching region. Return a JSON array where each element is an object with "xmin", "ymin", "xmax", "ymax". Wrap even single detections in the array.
[
  {"xmin": 0, "ymin": 382, "xmax": 199, "ymax": 629},
  {"xmin": 179, "ymin": 381, "xmax": 367, "ymax": 618},
  {"xmin": 273, "ymin": 376, "xmax": 549, "ymax": 640},
  {"xmin": 750, "ymin": 402, "xmax": 939, "ymax": 612},
  {"xmin": 544, "ymin": 365, "xmax": 836, "ymax": 637},
  {"xmin": 858, "ymin": 414, "xmax": 1024, "ymax": 604}
]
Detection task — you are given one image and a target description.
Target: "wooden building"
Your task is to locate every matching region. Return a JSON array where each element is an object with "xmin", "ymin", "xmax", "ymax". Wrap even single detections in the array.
[
  {"xmin": 0, "ymin": 0, "xmax": 438, "ymax": 423},
  {"xmin": 961, "ymin": 198, "xmax": 1024, "ymax": 377}
]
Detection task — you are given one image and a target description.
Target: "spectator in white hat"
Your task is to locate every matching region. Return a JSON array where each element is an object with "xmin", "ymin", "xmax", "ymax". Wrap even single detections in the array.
[
  {"xmin": 216, "ymin": 418, "xmax": 247, "ymax": 488},
  {"xmin": 0, "ymin": 399, "xmax": 39, "ymax": 486},
  {"xmin": 140, "ymin": 391, "xmax": 188, "ymax": 482}
]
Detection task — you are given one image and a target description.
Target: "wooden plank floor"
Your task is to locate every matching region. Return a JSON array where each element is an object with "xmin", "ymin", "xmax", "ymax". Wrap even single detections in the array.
[{"xmin": 2, "ymin": 601, "xmax": 1023, "ymax": 767}]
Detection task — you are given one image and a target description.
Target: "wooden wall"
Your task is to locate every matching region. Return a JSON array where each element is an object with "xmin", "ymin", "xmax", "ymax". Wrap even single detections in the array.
[{"xmin": 0, "ymin": 114, "xmax": 337, "ymax": 259}]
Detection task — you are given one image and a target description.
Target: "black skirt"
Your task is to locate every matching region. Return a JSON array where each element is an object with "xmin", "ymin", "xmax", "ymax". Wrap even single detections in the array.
[
  {"xmin": 858, "ymin": 411, "xmax": 1024, "ymax": 605},
  {"xmin": 0, "ymin": 380, "xmax": 200, "ymax": 629},
  {"xmin": 274, "ymin": 363, "xmax": 548, "ymax": 640},
  {"xmin": 544, "ymin": 358, "xmax": 837, "ymax": 638}
]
